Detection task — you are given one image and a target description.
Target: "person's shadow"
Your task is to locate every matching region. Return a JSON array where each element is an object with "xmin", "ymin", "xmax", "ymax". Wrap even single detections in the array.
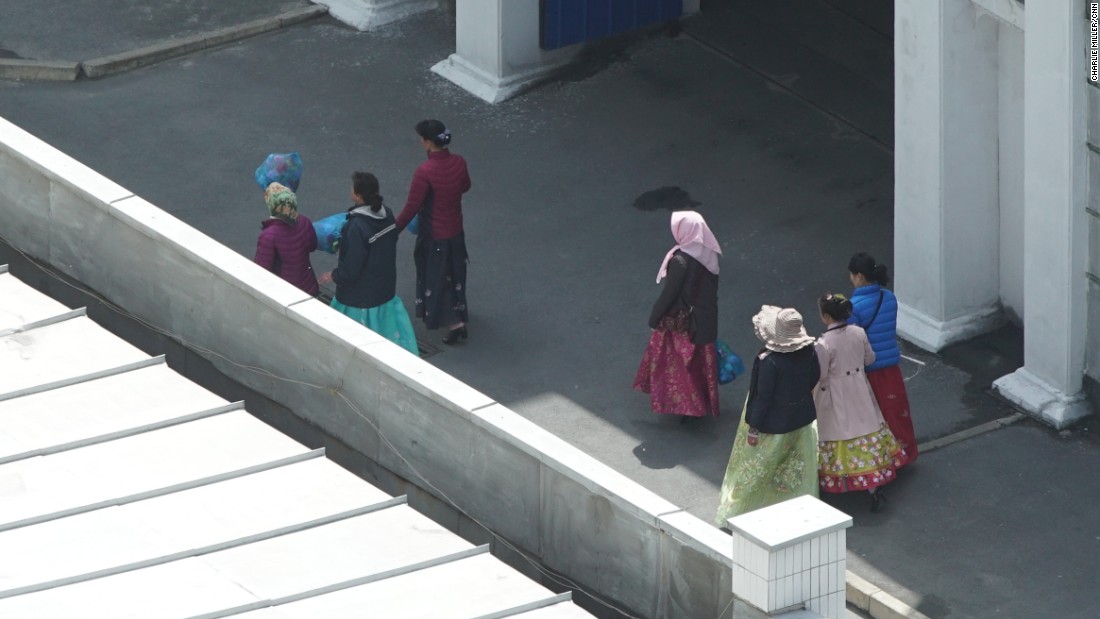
[{"xmin": 631, "ymin": 416, "xmax": 729, "ymax": 470}]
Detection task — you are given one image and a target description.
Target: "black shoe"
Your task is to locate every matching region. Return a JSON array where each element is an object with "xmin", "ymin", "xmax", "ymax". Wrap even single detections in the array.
[
  {"xmin": 870, "ymin": 490, "xmax": 886, "ymax": 513},
  {"xmin": 442, "ymin": 325, "xmax": 468, "ymax": 345}
]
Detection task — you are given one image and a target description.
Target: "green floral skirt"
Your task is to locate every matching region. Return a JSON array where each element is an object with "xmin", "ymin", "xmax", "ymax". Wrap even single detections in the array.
[
  {"xmin": 818, "ymin": 424, "xmax": 908, "ymax": 493},
  {"xmin": 715, "ymin": 398, "xmax": 819, "ymax": 526}
]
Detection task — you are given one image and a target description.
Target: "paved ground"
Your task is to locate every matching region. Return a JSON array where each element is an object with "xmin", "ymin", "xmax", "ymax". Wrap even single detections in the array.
[
  {"xmin": 0, "ymin": 0, "xmax": 310, "ymax": 60},
  {"xmin": 0, "ymin": 1, "xmax": 1097, "ymax": 618}
]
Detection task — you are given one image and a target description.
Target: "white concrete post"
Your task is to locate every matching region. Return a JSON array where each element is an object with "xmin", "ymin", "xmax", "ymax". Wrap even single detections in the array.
[
  {"xmin": 313, "ymin": 0, "xmax": 438, "ymax": 30},
  {"xmin": 728, "ymin": 496, "xmax": 852, "ymax": 619},
  {"xmin": 431, "ymin": 0, "xmax": 578, "ymax": 104},
  {"xmin": 893, "ymin": 0, "xmax": 1003, "ymax": 351},
  {"xmin": 993, "ymin": 0, "xmax": 1092, "ymax": 428}
]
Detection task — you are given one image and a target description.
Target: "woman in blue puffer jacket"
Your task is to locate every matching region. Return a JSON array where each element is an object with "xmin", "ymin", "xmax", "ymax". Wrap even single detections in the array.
[{"xmin": 847, "ymin": 253, "xmax": 917, "ymax": 464}]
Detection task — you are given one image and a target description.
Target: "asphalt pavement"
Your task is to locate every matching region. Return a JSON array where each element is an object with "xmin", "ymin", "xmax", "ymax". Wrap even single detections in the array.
[{"xmin": 0, "ymin": 1, "xmax": 1097, "ymax": 617}]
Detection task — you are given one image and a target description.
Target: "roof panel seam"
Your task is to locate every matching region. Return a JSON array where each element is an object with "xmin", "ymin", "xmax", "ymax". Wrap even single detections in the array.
[
  {"xmin": 0, "ymin": 448, "xmax": 325, "ymax": 533},
  {"xmin": 0, "ymin": 355, "xmax": 166, "ymax": 403},
  {"xmin": 0, "ymin": 401, "xmax": 245, "ymax": 466},
  {"xmin": 0, "ymin": 497, "xmax": 407, "ymax": 601},
  {"xmin": 184, "ymin": 545, "xmax": 491, "ymax": 619},
  {"xmin": 0, "ymin": 307, "xmax": 86, "ymax": 338},
  {"xmin": 468, "ymin": 593, "xmax": 576, "ymax": 619}
]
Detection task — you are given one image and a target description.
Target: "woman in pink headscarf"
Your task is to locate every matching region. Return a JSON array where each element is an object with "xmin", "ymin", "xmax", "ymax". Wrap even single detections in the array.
[{"xmin": 634, "ymin": 210, "xmax": 722, "ymax": 422}]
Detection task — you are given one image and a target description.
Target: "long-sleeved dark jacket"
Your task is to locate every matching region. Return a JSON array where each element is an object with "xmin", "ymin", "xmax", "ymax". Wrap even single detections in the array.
[
  {"xmin": 254, "ymin": 215, "xmax": 319, "ymax": 296},
  {"xmin": 647, "ymin": 252, "xmax": 718, "ymax": 345},
  {"xmin": 395, "ymin": 149, "xmax": 471, "ymax": 240},
  {"xmin": 332, "ymin": 206, "xmax": 398, "ymax": 309},
  {"xmin": 744, "ymin": 347, "xmax": 820, "ymax": 434}
]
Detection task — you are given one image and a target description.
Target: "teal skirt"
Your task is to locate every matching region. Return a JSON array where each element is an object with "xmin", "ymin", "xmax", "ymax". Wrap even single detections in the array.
[{"xmin": 331, "ymin": 296, "xmax": 419, "ymax": 356}]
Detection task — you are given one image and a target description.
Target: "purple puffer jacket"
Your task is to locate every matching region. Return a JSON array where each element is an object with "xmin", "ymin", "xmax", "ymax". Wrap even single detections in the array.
[{"xmin": 254, "ymin": 215, "xmax": 319, "ymax": 296}]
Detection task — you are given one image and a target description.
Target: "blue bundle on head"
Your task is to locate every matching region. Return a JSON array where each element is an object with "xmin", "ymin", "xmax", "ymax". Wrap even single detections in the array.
[{"xmin": 255, "ymin": 152, "xmax": 303, "ymax": 192}]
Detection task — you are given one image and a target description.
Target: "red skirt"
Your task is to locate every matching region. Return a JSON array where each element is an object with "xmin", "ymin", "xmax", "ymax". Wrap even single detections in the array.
[
  {"xmin": 633, "ymin": 314, "xmax": 719, "ymax": 418},
  {"xmin": 866, "ymin": 365, "xmax": 918, "ymax": 465}
]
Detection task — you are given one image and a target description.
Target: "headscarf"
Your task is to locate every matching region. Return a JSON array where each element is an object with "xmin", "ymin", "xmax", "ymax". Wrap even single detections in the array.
[
  {"xmin": 656, "ymin": 210, "xmax": 721, "ymax": 282},
  {"xmin": 264, "ymin": 182, "xmax": 299, "ymax": 224}
]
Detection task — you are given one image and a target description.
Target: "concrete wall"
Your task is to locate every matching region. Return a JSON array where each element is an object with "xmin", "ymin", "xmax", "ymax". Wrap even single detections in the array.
[{"xmin": 0, "ymin": 114, "xmax": 734, "ymax": 619}]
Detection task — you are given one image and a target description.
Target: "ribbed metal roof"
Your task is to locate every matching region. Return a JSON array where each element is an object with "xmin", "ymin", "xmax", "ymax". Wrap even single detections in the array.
[{"xmin": 0, "ymin": 265, "xmax": 595, "ymax": 619}]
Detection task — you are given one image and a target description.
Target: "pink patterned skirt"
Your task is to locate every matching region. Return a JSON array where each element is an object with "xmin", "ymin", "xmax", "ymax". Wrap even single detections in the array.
[{"xmin": 633, "ymin": 312, "xmax": 719, "ymax": 418}]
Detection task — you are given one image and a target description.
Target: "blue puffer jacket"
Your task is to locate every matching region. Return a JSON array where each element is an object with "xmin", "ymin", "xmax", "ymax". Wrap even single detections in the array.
[{"xmin": 847, "ymin": 284, "xmax": 900, "ymax": 371}]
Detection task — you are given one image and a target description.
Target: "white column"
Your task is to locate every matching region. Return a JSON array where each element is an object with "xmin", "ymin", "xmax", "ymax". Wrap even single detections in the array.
[
  {"xmin": 313, "ymin": 0, "xmax": 437, "ymax": 30},
  {"xmin": 993, "ymin": 0, "xmax": 1092, "ymax": 428},
  {"xmin": 728, "ymin": 496, "xmax": 852, "ymax": 619},
  {"xmin": 893, "ymin": 0, "xmax": 1003, "ymax": 352},
  {"xmin": 431, "ymin": 0, "xmax": 578, "ymax": 104}
]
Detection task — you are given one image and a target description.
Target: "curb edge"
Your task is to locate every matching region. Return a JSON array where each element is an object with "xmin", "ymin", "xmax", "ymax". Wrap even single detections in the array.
[
  {"xmin": 846, "ymin": 570, "xmax": 932, "ymax": 619},
  {"xmin": 3, "ymin": 5, "xmax": 329, "ymax": 82},
  {"xmin": 0, "ymin": 59, "xmax": 81, "ymax": 82}
]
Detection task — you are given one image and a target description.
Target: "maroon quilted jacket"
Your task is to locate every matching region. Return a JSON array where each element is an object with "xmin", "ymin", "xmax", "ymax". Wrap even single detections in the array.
[
  {"xmin": 395, "ymin": 149, "xmax": 471, "ymax": 240},
  {"xmin": 254, "ymin": 215, "xmax": 319, "ymax": 296}
]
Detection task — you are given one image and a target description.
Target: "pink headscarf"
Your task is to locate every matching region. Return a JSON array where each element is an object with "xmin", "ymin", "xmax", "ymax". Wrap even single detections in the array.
[{"xmin": 656, "ymin": 211, "xmax": 721, "ymax": 282}]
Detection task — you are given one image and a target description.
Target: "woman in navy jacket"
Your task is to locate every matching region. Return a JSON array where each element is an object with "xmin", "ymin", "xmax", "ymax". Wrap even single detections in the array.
[
  {"xmin": 847, "ymin": 253, "xmax": 918, "ymax": 464},
  {"xmin": 320, "ymin": 172, "xmax": 419, "ymax": 356}
]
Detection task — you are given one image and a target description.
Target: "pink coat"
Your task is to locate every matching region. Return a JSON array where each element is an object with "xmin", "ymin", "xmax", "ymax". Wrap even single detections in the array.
[{"xmin": 813, "ymin": 324, "xmax": 884, "ymax": 441}]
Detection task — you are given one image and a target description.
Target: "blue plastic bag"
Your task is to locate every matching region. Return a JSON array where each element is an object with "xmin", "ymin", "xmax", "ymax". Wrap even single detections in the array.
[
  {"xmin": 313, "ymin": 212, "xmax": 347, "ymax": 254},
  {"xmin": 406, "ymin": 214, "xmax": 420, "ymax": 236},
  {"xmin": 715, "ymin": 340, "xmax": 745, "ymax": 385},
  {"xmin": 255, "ymin": 152, "xmax": 303, "ymax": 192}
]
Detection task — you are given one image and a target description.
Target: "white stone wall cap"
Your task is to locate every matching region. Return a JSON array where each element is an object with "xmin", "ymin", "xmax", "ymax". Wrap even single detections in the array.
[
  {"xmin": 108, "ymin": 195, "xmax": 312, "ymax": 311},
  {"xmin": 0, "ymin": 116, "xmax": 133, "ymax": 206},
  {"xmin": 353, "ymin": 341, "xmax": 496, "ymax": 414},
  {"xmin": 726, "ymin": 496, "xmax": 852, "ymax": 551},
  {"xmin": 287, "ymin": 300, "xmax": 388, "ymax": 351},
  {"xmin": 657, "ymin": 510, "xmax": 735, "ymax": 566},
  {"xmin": 471, "ymin": 403, "xmax": 682, "ymax": 522}
]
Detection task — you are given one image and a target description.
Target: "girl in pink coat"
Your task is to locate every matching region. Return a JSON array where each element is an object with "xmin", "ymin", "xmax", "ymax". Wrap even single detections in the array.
[{"xmin": 813, "ymin": 293, "xmax": 909, "ymax": 512}]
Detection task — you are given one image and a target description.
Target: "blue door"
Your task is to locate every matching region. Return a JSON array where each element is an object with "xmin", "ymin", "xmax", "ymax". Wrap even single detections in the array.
[{"xmin": 541, "ymin": 0, "xmax": 684, "ymax": 51}]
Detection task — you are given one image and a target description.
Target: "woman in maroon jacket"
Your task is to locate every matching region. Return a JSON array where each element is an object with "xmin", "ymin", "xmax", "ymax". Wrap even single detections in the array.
[
  {"xmin": 254, "ymin": 182, "xmax": 319, "ymax": 296},
  {"xmin": 394, "ymin": 119, "xmax": 472, "ymax": 345}
]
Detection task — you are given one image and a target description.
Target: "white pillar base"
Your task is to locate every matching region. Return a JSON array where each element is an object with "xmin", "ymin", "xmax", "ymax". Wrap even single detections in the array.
[
  {"xmin": 314, "ymin": 0, "xmax": 437, "ymax": 31},
  {"xmin": 431, "ymin": 53, "xmax": 569, "ymax": 104},
  {"xmin": 992, "ymin": 368, "xmax": 1093, "ymax": 429},
  {"xmin": 896, "ymin": 302, "xmax": 1004, "ymax": 353}
]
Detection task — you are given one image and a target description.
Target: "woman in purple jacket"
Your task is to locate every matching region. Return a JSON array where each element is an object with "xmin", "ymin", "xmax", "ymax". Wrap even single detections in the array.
[
  {"xmin": 254, "ymin": 182, "xmax": 319, "ymax": 296},
  {"xmin": 394, "ymin": 119, "xmax": 472, "ymax": 345}
]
